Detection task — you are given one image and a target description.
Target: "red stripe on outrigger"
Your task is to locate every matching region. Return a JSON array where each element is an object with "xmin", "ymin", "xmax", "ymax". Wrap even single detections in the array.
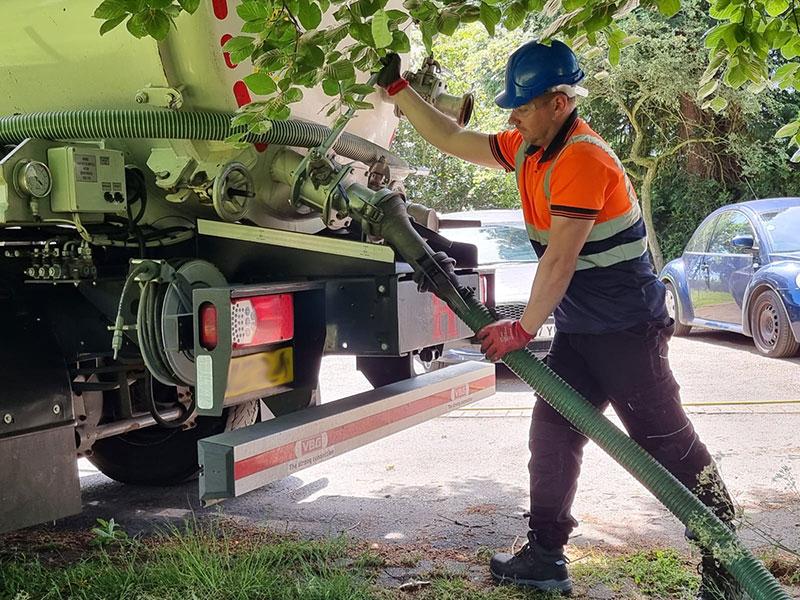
[{"xmin": 233, "ymin": 375, "xmax": 494, "ymax": 480}]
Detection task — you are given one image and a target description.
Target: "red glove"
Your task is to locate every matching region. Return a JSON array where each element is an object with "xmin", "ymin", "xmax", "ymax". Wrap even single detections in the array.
[{"xmin": 477, "ymin": 319, "xmax": 534, "ymax": 362}]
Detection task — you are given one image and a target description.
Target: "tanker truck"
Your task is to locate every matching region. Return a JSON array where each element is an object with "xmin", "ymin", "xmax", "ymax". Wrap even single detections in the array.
[{"xmin": 0, "ymin": 0, "xmax": 496, "ymax": 533}]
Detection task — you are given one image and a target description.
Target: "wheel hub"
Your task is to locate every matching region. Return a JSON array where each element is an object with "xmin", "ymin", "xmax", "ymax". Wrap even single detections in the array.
[{"xmin": 757, "ymin": 303, "xmax": 779, "ymax": 347}]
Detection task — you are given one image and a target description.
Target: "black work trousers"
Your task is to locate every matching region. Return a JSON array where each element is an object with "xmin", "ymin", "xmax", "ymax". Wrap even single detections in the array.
[{"xmin": 528, "ymin": 318, "xmax": 735, "ymax": 549}]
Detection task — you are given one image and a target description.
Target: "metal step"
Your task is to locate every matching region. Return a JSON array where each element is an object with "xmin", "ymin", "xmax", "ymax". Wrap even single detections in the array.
[{"xmin": 198, "ymin": 361, "xmax": 495, "ymax": 503}]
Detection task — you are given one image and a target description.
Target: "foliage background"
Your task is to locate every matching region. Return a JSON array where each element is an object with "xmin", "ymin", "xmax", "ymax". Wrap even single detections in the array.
[{"xmin": 390, "ymin": 10, "xmax": 800, "ymax": 262}]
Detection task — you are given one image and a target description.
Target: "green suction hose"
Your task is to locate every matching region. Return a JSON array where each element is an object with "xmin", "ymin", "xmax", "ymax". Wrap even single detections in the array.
[
  {"xmin": 0, "ymin": 110, "xmax": 408, "ymax": 169},
  {"xmin": 453, "ymin": 292, "xmax": 789, "ymax": 600},
  {"xmin": 363, "ymin": 195, "xmax": 789, "ymax": 600}
]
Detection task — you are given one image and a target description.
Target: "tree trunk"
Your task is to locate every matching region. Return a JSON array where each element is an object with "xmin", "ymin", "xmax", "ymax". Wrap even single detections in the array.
[{"xmin": 639, "ymin": 162, "xmax": 665, "ymax": 273}]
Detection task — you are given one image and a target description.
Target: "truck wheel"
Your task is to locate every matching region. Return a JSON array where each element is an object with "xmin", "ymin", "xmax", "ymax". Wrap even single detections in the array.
[
  {"xmin": 88, "ymin": 389, "xmax": 259, "ymax": 486},
  {"xmin": 749, "ymin": 289, "xmax": 800, "ymax": 358},
  {"xmin": 664, "ymin": 282, "xmax": 692, "ymax": 337}
]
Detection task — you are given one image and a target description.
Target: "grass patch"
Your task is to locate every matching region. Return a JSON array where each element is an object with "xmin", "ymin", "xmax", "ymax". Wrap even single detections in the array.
[
  {"xmin": 570, "ymin": 548, "xmax": 699, "ymax": 599},
  {"xmin": 4, "ymin": 522, "xmax": 794, "ymax": 600},
  {"xmin": 1, "ymin": 522, "xmax": 372, "ymax": 600}
]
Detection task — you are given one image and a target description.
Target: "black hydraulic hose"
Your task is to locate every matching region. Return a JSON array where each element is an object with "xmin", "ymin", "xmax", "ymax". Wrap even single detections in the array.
[
  {"xmin": 0, "ymin": 110, "xmax": 408, "ymax": 170},
  {"xmin": 368, "ymin": 193, "xmax": 790, "ymax": 600},
  {"xmin": 145, "ymin": 371, "xmax": 195, "ymax": 429}
]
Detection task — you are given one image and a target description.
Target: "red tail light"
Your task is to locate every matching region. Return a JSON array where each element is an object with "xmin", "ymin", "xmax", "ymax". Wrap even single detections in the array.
[
  {"xmin": 199, "ymin": 302, "xmax": 218, "ymax": 350},
  {"xmin": 231, "ymin": 294, "xmax": 294, "ymax": 349}
]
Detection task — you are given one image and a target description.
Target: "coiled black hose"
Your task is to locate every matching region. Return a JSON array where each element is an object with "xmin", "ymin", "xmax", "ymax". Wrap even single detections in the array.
[{"xmin": 0, "ymin": 110, "xmax": 408, "ymax": 169}]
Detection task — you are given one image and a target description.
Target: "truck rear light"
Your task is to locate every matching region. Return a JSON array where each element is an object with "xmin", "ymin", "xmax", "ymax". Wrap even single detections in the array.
[
  {"xmin": 231, "ymin": 294, "xmax": 294, "ymax": 349},
  {"xmin": 199, "ymin": 302, "xmax": 218, "ymax": 350}
]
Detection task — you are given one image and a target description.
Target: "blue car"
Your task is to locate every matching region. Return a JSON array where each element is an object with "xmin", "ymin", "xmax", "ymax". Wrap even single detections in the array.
[{"xmin": 660, "ymin": 197, "xmax": 800, "ymax": 358}]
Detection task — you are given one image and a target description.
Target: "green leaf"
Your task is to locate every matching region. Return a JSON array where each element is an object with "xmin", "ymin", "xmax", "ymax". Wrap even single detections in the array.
[
  {"xmin": 608, "ymin": 41, "xmax": 620, "ymax": 65},
  {"xmin": 386, "ymin": 9, "xmax": 408, "ymax": 21},
  {"xmin": 371, "ymin": 9, "xmax": 392, "ymax": 47},
  {"xmin": 774, "ymin": 121, "xmax": 800, "ymax": 138},
  {"xmin": 237, "ymin": 2, "xmax": 270, "ymax": 21},
  {"xmin": 723, "ymin": 63, "xmax": 747, "ymax": 87},
  {"xmin": 178, "ymin": 0, "xmax": 200, "ymax": 13},
  {"xmin": 705, "ymin": 96, "xmax": 729, "ymax": 112},
  {"xmin": 100, "ymin": 14, "xmax": 127, "ymax": 34},
  {"xmin": 348, "ymin": 83, "xmax": 377, "ymax": 94},
  {"xmin": 251, "ymin": 120, "xmax": 274, "ymax": 135},
  {"xmin": 302, "ymin": 45, "xmax": 326, "ymax": 67},
  {"xmin": 790, "ymin": 146, "xmax": 800, "ymax": 163},
  {"xmin": 145, "ymin": 9, "xmax": 171, "ymax": 39},
  {"xmin": 459, "ymin": 5, "xmax": 481, "ymax": 22},
  {"xmin": 322, "ymin": 78, "xmax": 340, "ymax": 96},
  {"xmin": 241, "ymin": 20, "xmax": 265, "ymax": 33},
  {"xmin": 655, "ymin": 0, "xmax": 680, "ymax": 17},
  {"xmin": 231, "ymin": 112, "xmax": 261, "ymax": 127},
  {"xmin": 223, "ymin": 35, "xmax": 256, "ymax": 52},
  {"xmin": 479, "ymin": 2, "xmax": 501, "ymax": 36},
  {"xmin": 437, "ymin": 9, "xmax": 460, "ymax": 34},
  {"xmin": 244, "ymin": 72, "xmax": 278, "ymax": 95},
  {"xmin": 94, "ymin": 0, "xmax": 129, "ymax": 19},
  {"xmin": 765, "ymin": 0, "xmax": 789, "ymax": 16},
  {"xmin": 298, "ymin": 0, "xmax": 323, "ymax": 29},
  {"xmin": 697, "ymin": 79, "xmax": 718, "ymax": 100},
  {"xmin": 420, "ymin": 19, "xmax": 437, "ymax": 52},
  {"xmin": 147, "ymin": 0, "xmax": 173, "ymax": 8},
  {"xmin": 284, "ymin": 87, "xmax": 304, "ymax": 103},
  {"xmin": 773, "ymin": 62, "xmax": 800, "ymax": 86},
  {"xmin": 126, "ymin": 11, "xmax": 149, "ymax": 37},
  {"xmin": 503, "ymin": 1, "xmax": 526, "ymax": 30},
  {"xmin": 390, "ymin": 30, "xmax": 411, "ymax": 52},
  {"xmin": 326, "ymin": 59, "xmax": 356, "ymax": 81}
]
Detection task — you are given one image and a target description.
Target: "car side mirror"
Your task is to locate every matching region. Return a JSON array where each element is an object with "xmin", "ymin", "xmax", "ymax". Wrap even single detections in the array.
[{"xmin": 731, "ymin": 235, "xmax": 755, "ymax": 250}]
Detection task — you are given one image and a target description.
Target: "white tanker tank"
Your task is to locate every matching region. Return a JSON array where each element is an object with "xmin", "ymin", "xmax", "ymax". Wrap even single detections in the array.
[{"xmin": 0, "ymin": 0, "xmax": 421, "ymax": 231}]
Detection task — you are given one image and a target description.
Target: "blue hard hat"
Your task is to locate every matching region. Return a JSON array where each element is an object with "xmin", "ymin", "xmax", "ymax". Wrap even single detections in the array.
[{"xmin": 495, "ymin": 40, "xmax": 585, "ymax": 109}]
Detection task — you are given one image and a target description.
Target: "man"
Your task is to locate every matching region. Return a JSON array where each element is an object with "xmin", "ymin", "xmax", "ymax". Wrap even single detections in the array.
[{"xmin": 377, "ymin": 40, "xmax": 742, "ymax": 599}]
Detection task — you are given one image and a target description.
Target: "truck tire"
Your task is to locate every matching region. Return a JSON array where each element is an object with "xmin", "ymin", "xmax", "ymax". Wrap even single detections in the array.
[
  {"xmin": 664, "ymin": 281, "xmax": 692, "ymax": 337},
  {"xmin": 749, "ymin": 289, "xmax": 800, "ymax": 358},
  {"xmin": 88, "ymin": 396, "xmax": 259, "ymax": 486}
]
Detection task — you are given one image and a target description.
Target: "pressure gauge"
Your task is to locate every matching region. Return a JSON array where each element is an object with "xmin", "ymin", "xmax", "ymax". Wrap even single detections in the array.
[{"xmin": 14, "ymin": 160, "xmax": 52, "ymax": 198}]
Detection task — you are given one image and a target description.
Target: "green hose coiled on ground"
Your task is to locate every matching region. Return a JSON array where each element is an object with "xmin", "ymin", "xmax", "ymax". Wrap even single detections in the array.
[
  {"xmin": 0, "ymin": 110, "xmax": 408, "ymax": 169},
  {"xmin": 454, "ymin": 292, "xmax": 788, "ymax": 600}
]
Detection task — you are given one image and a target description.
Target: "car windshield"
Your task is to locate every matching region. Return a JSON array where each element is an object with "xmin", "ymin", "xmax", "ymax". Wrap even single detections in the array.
[
  {"xmin": 443, "ymin": 226, "xmax": 538, "ymax": 264},
  {"xmin": 759, "ymin": 205, "xmax": 800, "ymax": 252}
]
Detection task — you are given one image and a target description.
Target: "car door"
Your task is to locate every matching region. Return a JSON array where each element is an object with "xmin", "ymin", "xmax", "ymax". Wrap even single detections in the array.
[
  {"xmin": 700, "ymin": 210, "xmax": 758, "ymax": 326},
  {"xmin": 684, "ymin": 215, "xmax": 718, "ymax": 318}
]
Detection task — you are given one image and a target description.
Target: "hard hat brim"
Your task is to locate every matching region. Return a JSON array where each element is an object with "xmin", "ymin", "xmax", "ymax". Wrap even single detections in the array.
[{"xmin": 494, "ymin": 90, "xmax": 527, "ymax": 110}]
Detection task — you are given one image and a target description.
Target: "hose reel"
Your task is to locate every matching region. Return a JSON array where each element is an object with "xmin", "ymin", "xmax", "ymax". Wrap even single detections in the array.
[{"xmin": 134, "ymin": 259, "xmax": 226, "ymax": 386}]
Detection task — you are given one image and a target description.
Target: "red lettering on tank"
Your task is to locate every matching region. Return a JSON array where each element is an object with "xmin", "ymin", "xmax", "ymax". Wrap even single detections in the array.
[
  {"xmin": 431, "ymin": 295, "xmax": 458, "ymax": 341},
  {"xmin": 212, "ymin": 0, "xmax": 228, "ymax": 19},
  {"xmin": 220, "ymin": 34, "xmax": 236, "ymax": 69},
  {"xmin": 233, "ymin": 80, "xmax": 251, "ymax": 107}
]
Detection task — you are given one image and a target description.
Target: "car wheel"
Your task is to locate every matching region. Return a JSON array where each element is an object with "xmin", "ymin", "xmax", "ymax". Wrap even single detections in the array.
[
  {"xmin": 749, "ymin": 289, "xmax": 800, "ymax": 358},
  {"xmin": 664, "ymin": 282, "xmax": 692, "ymax": 336}
]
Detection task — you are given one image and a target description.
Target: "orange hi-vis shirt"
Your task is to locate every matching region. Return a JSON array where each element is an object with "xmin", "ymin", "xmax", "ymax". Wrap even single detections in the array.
[
  {"xmin": 489, "ymin": 111, "xmax": 667, "ymax": 334},
  {"xmin": 490, "ymin": 117, "xmax": 640, "ymax": 246}
]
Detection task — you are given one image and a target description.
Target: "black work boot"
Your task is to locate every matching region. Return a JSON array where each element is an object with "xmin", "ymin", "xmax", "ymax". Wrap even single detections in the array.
[
  {"xmin": 490, "ymin": 540, "xmax": 572, "ymax": 594},
  {"xmin": 696, "ymin": 554, "xmax": 746, "ymax": 600}
]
